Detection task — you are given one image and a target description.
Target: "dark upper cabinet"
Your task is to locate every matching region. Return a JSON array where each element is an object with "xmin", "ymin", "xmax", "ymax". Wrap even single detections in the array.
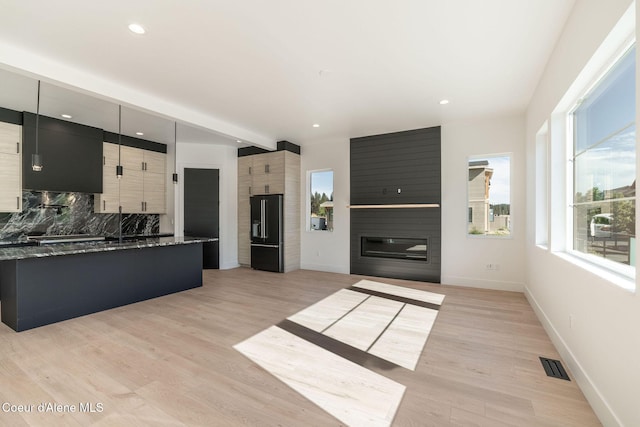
[
  {"xmin": 22, "ymin": 112, "xmax": 103, "ymax": 193},
  {"xmin": 350, "ymin": 126, "xmax": 441, "ymax": 205}
]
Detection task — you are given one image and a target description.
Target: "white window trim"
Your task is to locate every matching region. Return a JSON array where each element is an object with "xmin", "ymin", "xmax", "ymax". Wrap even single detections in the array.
[
  {"xmin": 306, "ymin": 168, "xmax": 334, "ymax": 232},
  {"xmin": 535, "ymin": 121, "xmax": 550, "ymax": 249},
  {"xmin": 466, "ymin": 152, "xmax": 514, "ymax": 239}
]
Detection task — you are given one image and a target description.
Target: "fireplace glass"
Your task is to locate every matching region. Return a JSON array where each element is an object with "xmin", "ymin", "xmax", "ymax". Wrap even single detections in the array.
[{"xmin": 361, "ymin": 237, "xmax": 428, "ymax": 262}]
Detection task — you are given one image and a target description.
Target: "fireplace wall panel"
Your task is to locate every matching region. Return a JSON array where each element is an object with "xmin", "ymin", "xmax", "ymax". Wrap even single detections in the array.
[
  {"xmin": 351, "ymin": 127, "xmax": 440, "ymax": 205},
  {"xmin": 350, "ymin": 126, "xmax": 441, "ymax": 282}
]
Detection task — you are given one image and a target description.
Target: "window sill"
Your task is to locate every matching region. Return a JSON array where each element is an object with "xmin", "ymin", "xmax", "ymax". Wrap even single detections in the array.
[{"xmin": 553, "ymin": 251, "xmax": 636, "ymax": 293}]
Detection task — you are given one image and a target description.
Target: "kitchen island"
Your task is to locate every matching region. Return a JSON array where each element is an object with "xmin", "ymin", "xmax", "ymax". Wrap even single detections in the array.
[{"xmin": 0, "ymin": 236, "xmax": 216, "ymax": 332}]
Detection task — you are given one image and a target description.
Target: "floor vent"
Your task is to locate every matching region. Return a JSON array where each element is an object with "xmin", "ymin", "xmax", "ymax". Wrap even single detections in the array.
[{"xmin": 540, "ymin": 357, "xmax": 570, "ymax": 381}]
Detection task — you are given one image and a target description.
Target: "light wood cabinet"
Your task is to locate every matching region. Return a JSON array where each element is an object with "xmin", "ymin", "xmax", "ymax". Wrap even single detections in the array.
[
  {"xmin": 0, "ymin": 122, "xmax": 22, "ymax": 213},
  {"xmin": 95, "ymin": 142, "xmax": 166, "ymax": 214},
  {"xmin": 120, "ymin": 168, "xmax": 144, "ymax": 213},
  {"xmin": 94, "ymin": 142, "xmax": 120, "ymax": 213},
  {"xmin": 237, "ymin": 156, "xmax": 252, "ymax": 265},
  {"xmin": 237, "ymin": 150, "xmax": 299, "ymax": 271},
  {"xmin": 240, "ymin": 151, "xmax": 286, "ymax": 196},
  {"xmin": 282, "ymin": 150, "xmax": 300, "ymax": 272}
]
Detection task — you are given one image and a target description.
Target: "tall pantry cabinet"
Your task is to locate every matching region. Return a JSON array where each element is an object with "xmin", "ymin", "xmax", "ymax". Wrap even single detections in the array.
[
  {"xmin": 0, "ymin": 122, "xmax": 22, "ymax": 212},
  {"xmin": 238, "ymin": 148, "xmax": 300, "ymax": 272}
]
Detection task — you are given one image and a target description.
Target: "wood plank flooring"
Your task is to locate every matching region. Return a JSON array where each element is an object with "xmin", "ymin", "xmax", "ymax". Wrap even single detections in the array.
[{"xmin": 0, "ymin": 268, "xmax": 601, "ymax": 426}]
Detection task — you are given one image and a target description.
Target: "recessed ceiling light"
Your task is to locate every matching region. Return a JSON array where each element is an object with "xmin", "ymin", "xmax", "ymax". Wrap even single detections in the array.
[
  {"xmin": 61, "ymin": 114, "xmax": 72, "ymax": 119},
  {"xmin": 439, "ymin": 99, "xmax": 450, "ymax": 105},
  {"xmin": 128, "ymin": 23, "xmax": 146, "ymax": 35},
  {"xmin": 136, "ymin": 132, "xmax": 144, "ymax": 136},
  {"xmin": 312, "ymin": 124, "xmax": 320, "ymax": 128},
  {"xmin": 236, "ymin": 140, "xmax": 242, "ymax": 143}
]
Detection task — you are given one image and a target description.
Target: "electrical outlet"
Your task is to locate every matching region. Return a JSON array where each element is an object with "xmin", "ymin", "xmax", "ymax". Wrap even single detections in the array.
[{"xmin": 485, "ymin": 263, "xmax": 500, "ymax": 271}]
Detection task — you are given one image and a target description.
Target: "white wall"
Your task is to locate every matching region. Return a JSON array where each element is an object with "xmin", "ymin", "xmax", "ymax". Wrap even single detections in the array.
[
  {"xmin": 441, "ymin": 116, "xmax": 527, "ymax": 291},
  {"xmin": 525, "ymin": 1, "xmax": 638, "ymax": 426},
  {"xmin": 299, "ymin": 138, "xmax": 350, "ymax": 274},
  {"xmin": 175, "ymin": 142, "xmax": 239, "ymax": 270}
]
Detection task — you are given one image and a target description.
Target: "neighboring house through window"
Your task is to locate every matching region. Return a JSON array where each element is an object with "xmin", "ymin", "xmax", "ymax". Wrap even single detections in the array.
[{"xmin": 468, "ymin": 155, "xmax": 511, "ymax": 236}]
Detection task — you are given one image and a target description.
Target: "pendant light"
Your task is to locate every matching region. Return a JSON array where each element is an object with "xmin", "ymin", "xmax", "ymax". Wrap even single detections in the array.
[
  {"xmin": 172, "ymin": 122, "xmax": 178, "ymax": 183},
  {"xmin": 116, "ymin": 105, "xmax": 123, "ymax": 179},
  {"xmin": 31, "ymin": 80, "xmax": 43, "ymax": 172}
]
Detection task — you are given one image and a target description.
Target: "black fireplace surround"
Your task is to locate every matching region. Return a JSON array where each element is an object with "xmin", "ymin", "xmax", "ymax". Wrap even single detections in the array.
[{"xmin": 350, "ymin": 126, "xmax": 441, "ymax": 283}]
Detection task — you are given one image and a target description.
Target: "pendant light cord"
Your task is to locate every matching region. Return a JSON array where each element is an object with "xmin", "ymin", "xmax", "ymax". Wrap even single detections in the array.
[
  {"xmin": 173, "ymin": 121, "xmax": 178, "ymax": 183},
  {"xmin": 35, "ymin": 80, "xmax": 40, "ymax": 155},
  {"xmin": 118, "ymin": 104, "xmax": 123, "ymax": 245},
  {"xmin": 118, "ymin": 105, "xmax": 122, "ymax": 164}
]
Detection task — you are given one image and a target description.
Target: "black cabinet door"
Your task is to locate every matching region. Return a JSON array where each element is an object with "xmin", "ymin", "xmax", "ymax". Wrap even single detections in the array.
[{"xmin": 22, "ymin": 113, "xmax": 103, "ymax": 193}]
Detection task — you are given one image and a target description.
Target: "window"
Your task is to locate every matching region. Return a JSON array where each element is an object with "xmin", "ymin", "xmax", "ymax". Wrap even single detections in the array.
[
  {"xmin": 309, "ymin": 170, "xmax": 333, "ymax": 231},
  {"xmin": 468, "ymin": 154, "xmax": 511, "ymax": 236},
  {"xmin": 570, "ymin": 45, "xmax": 635, "ymax": 271}
]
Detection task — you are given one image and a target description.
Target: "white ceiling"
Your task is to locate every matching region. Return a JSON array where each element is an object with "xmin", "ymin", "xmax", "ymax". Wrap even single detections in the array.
[{"xmin": 0, "ymin": 0, "xmax": 575, "ymax": 148}]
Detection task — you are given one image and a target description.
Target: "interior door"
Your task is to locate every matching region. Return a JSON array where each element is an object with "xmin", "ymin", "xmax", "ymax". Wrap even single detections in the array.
[{"xmin": 184, "ymin": 168, "xmax": 219, "ymax": 269}]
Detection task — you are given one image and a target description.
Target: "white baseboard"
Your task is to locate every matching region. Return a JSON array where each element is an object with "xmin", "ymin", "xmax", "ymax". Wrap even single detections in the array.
[
  {"xmin": 441, "ymin": 275, "xmax": 524, "ymax": 292},
  {"xmin": 524, "ymin": 287, "xmax": 621, "ymax": 427},
  {"xmin": 300, "ymin": 262, "xmax": 350, "ymax": 275}
]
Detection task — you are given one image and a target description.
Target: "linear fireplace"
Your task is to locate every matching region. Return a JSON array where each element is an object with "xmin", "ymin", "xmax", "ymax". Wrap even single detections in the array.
[{"xmin": 361, "ymin": 237, "xmax": 428, "ymax": 262}]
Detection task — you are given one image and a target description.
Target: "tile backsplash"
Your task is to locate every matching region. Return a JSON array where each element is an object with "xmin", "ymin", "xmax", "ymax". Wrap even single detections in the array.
[{"xmin": 0, "ymin": 191, "xmax": 159, "ymax": 240}]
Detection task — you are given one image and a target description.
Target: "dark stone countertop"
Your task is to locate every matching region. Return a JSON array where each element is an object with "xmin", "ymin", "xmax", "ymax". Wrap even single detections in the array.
[{"xmin": 0, "ymin": 236, "xmax": 218, "ymax": 261}]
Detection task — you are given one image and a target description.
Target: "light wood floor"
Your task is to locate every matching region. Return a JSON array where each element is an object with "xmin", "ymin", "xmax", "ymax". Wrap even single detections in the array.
[{"xmin": 0, "ymin": 268, "xmax": 601, "ymax": 426}]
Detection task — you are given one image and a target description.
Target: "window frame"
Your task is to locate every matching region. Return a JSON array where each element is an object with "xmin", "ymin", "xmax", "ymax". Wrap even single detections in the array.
[
  {"xmin": 467, "ymin": 153, "xmax": 513, "ymax": 239},
  {"xmin": 306, "ymin": 168, "xmax": 334, "ymax": 232},
  {"xmin": 564, "ymin": 41, "xmax": 636, "ymax": 281}
]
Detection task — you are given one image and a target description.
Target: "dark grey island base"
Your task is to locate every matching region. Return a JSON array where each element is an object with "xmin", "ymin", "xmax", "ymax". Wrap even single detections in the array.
[{"xmin": 0, "ymin": 237, "xmax": 216, "ymax": 332}]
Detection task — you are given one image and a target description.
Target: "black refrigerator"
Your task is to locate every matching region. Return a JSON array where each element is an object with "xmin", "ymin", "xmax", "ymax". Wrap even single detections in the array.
[{"xmin": 250, "ymin": 194, "xmax": 284, "ymax": 272}]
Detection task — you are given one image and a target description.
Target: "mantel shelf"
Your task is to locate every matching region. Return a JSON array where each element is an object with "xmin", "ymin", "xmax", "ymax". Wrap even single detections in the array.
[{"xmin": 347, "ymin": 203, "xmax": 440, "ymax": 209}]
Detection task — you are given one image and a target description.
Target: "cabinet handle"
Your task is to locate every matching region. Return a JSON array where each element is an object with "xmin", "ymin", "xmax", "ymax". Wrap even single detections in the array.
[
  {"xmin": 16, "ymin": 142, "xmax": 19, "ymax": 154},
  {"xmin": 103, "ymin": 156, "xmax": 106, "ymax": 165},
  {"xmin": 142, "ymin": 201, "xmax": 144, "ymax": 211},
  {"xmin": 249, "ymin": 166, "xmax": 252, "ymax": 175},
  {"xmin": 265, "ymin": 184, "xmax": 269, "ymax": 194},
  {"xmin": 265, "ymin": 164, "xmax": 270, "ymax": 173},
  {"xmin": 16, "ymin": 196, "xmax": 20, "ymax": 210},
  {"xmin": 249, "ymin": 186, "xmax": 252, "ymax": 195}
]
